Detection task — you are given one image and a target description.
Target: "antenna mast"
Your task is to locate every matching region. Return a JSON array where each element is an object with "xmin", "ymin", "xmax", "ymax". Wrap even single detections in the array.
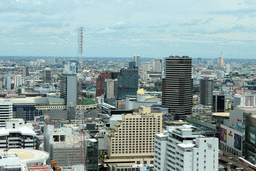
[{"xmin": 78, "ymin": 27, "xmax": 83, "ymax": 72}]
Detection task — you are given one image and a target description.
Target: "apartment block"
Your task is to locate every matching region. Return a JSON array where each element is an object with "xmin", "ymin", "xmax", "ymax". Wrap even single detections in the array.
[
  {"xmin": 0, "ymin": 119, "xmax": 36, "ymax": 150},
  {"xmin": 0, "ymin": 102, "xmax": 13, "ymax": 127},
  {"xmin": 104, "ymin": 106, "xmax": 162, "ymax": 167},
  {"xmin": 154, "ymin": 125, "xmax": 218, "ymax": 171}
]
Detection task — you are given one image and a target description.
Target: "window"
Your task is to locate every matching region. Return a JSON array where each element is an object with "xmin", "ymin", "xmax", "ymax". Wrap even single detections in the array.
[{"xmin": 12, "ymin": 123, "xmax": 15, "ymax": 129}]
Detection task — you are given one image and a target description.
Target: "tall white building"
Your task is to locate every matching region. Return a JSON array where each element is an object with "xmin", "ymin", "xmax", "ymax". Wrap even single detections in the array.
[
  {"xmin": 226, "ymin": 64, "xmax": 230, "ymax": 73},
  {"xmin": 5, "ymin": 75, "xmax": 11, "ymax": 90},
  {"xmin": 154, "ymin": 125, "xmax": 218, "ymax": 171},
  {"xmin": 0, "ymin": 102, "xmax": 13, "ymax": 127},
  {"xmin": 134, "ymin": 55, "xmax": 140, "ymax": 68},
  {"xmin": 142, "ymin": 62, "xmax": 151, "ymax": 80},
  {"xmin": 105, "ymin": 79, "xmax": 117, "ymax": 99},
  {"xmin": 152, "ymin": 58, "xmax": 162, "ymax": 73},
  {"xmin": 14, "ymin": 75, "xmax": 24, "ymax": 88}
]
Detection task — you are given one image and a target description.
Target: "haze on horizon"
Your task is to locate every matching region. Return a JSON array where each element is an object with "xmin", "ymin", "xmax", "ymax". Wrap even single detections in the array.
[{"xmin": 1, "ymin": 0, "xmax": 256, "ymax": 58}]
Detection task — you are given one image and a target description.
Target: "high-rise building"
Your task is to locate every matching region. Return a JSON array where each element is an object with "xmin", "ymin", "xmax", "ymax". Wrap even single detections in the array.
[
  {"xmin": 212, "ymin": 94, "xmax": 225, "ymax": 112},
  {"xmin": 162, "ymin": 56, "xmax": 192, "ymax": 119},
  {"xmin": 134, "ymin": 55, "xmax": 140, "ymax": 68},
  {"xmin": 23, "ymin": 67, "xmax": 29, "ymax": 77},
  {"xmin": 43, "ymin": 68, "xmax": 52, "ymax": 84},
  {"xmin": 70, "ymin": 63, "xmax": 76, "ymax": 74},
  {"xmin": 105, "ymin": 79, "xmax": 117, "ymax": 99},
  {"xmin": 104, "ymin": 106, "xmax": 162, "ymax": 166},
  {"xmin": 60, "ymin": 73, "xmax": 77, "ymax": 116},
  {"xmin": 5, "ymin": 75, "xmax": 11, "ymax": 90},
  {"xmin": 96, "ymin": 73, "xmax": 110, "ymax": 97},
  {"xmin": 117, "ymin": 67, "xmax": 138, "ymax": 100},
  {"xmin": 154, "ymin": 125, "xmax": 218, "ymax": 171},
  {"xmin": 220, "ymin": 52, "xmax": 224, "ymax": 68},
  {"xmin": 0, "ymin": 102, "xmax": 13, "ymax": 127},
  {"xmin": 14, "ymin": 75, "xmax": 24, "ymax": 88},
  {"xmin": 142, "ymin": 62, "xmax": 151, "ymax": 80},
  {"xmin": 200, "ymin": 78, "xmax": 213, "ymax": 106},
  {"xmin": 152, "ymin": 58, "xmax": 162, "ymax": 73},
  {"xmin": 226, "ymin": 64, "xmax": 230, "ymax": 73}
]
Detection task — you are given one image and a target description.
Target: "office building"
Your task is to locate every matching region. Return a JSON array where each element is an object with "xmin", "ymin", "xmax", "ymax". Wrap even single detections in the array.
[
  {"xmin": 44, "ymin": 121, "xmax": 98, "ymax": 168},
  {"xmin": 212, "ymin": 94, "xmax": 225, "ymax": 112},
  {"xmin": 103, "ymin": 106, "xmax": 162, "ymax": 167},
  {"xmin": 134, "ymin": 55, "xmax": 140, "ymax": 68},
  {"xmin": 226, "ymin": 64, "xmax": 230, "ymax": 73},
  {"xmin": 105, "ymin": 79, "xmax": 117, "ymax": 99},
  {"xmin": 154, "ymin": 125, "xmax": 218, "ymax": 171},
  {"xmin": 23, "ymin": 67, "xmax": 29, "ymax": 77},
  {"xmin": 0, "ymin": 102, "xmax": 13, "ymax": 127},
  {"xmin": 0, "ymin": 119, "xmax": 36, "ymax": 149},
  {"xmin": 96, "ymin": 73, "xmax": 110, "ymax": 97},
  {"xmin": 117, "ymin": 66, "xmax": 138, "ymax": 99},
  {"xmin": 5, "ymin": 75, "xmax": 11, "ymax": 90},
  {"xmin": 43, "ymin": 67, "xmax": 52, "ymax": 84},
  {"xmin": 142, "ymin": 62, "xmax": 151, "ymax": 80},
  {"xmin": 70, "ymin": 63, "xmax": 76, "ymax": 74},
  {"xmin": 200, "ymin": 78, "xmax": 213, "ymax": 106},
  {"xmin": 162, "ymin": 56, "xmax": 192, "ymax": 119},
  {"xmin": 60, "ymin": 73, "xmax": 77, "ymax": 116},
  {"xmin": 152, "ymin": 58, "xmax": 162, "ymax": 73},
  {"xmin": 14, "ymin": 75, "xmax": 24, "ymax": 88},
  {"xmin": 219, "ymin": 107, "xmax": 256, "ymax": 161}
]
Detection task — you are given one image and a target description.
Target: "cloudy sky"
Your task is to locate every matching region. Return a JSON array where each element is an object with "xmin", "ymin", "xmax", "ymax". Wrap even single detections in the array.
[{"xmin": 0, "ymin": 0, "xmax": 256, "ymax": 58}]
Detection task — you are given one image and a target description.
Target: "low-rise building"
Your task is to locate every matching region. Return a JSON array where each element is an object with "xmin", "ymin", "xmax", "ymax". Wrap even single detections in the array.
[{"xmin": 0, "ymin": 119, "xmax": 36, "ymax": 150}]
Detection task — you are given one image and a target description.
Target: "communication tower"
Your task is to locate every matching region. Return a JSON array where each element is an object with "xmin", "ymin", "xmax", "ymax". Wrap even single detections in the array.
[{"xmin": 78, "ymin": 27, "xmax": 83, "ymax": 72}]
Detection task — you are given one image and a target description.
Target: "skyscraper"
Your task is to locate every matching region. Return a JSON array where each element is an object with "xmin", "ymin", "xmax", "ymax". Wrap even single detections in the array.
[
  {"xmin": 200, "ymin": 78, "xmax": 213, "ymax": 106},
  {"xmin": 162, "ymin": 56, "xmax": 192, "ymax": 119},
  {"xmin": 23, "ymin": 67, "xmax": 29, "ymax": 77},
  {"xmin": 142, "ymin": 62, "xmax": 151, "ymax": 80},
  {"xmin": 220, "ymin": 52, "xmax": 224, "ymax": 68},
  {"xmin": 152, "ymin": 58, "xmax": 162, "ymax": 73},
  {"xmin": 43, "ymin": 67, "xmax": 52, "ymax": 84},
  {"xmin": 5, "ymin": 75, "xmax": 11, "ymax": 90},
  {"xmin": 60, "ymin": 73, "xmax": 77, "ymax": 117},
  {"xmin": 117, "ymin": 64, "xmax": 138, "ymax": 100},
  {"xmin": 96, "ymin": 73, "xmax": 110, "ymax": 97},
  {"xmin": 134, "ymin": 55, "xmax": 140, "ymax": 68}
]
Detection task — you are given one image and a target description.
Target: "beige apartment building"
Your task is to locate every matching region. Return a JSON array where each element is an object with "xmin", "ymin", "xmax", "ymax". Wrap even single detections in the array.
[{"xmin": 104, "ymin": 106, "xmax": 162, "ymax": 167}]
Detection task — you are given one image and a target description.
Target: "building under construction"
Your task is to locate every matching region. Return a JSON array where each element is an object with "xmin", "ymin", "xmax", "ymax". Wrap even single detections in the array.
[{"xmin": 44, "ymin": 120, "xmax": 98, "ymax": 170}]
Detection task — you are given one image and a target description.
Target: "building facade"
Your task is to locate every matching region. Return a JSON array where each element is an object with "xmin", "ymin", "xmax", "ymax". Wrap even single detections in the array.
[
  {"xmin": 0, "ymin": 102, "xmax": 13, "ymax": 127},
  {"xmin": 104, "ymin": 106, "xmax": 162, "ymax": 167},
  {"xmin": 96, "ymin": 73, "xmax": 110, "ymax": 97},
  {"xmin": 117, "ymin": 68, "xmax": 138, "ymax": 100},
  {"xmin": 200, "ymin": 78, "xmax": 213, "ymax": 106},
  {"xmin": 134, "ymin": 55, "xmax": 140, "ymax": 68},
  {"xmin": 0, "ymin": 119, "xmax": 36, "ymax": 150},
  {"xmin": 43, "ymin": 68, "xmax": 52, "ymax": 84},
  {"xmin": 152, "ymin": 58, "xmax": 162, "ymax": 73},
  {"xmin": 5, "ymin": 75, "xmax": 11, "ymax": 90},
  {"xmin": 162, "ymin": 56, "xmax": 192, "ymax": 119},
  {"xmin": 60, "ymin": 73, "xmax": 77, "ymax": 116},
  {"xmin": 154, "ymin": 125, "xmax": 219, "ymax": 171}
]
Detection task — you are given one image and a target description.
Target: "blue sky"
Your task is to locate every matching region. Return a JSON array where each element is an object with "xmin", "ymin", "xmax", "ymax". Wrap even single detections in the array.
[{"xmin": 0, "ymin": 0, "xmax": 256, "ymax": 58}]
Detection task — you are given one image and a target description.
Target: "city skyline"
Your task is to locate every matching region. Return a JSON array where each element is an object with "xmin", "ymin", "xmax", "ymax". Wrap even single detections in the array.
[{"xmin": 1, "ymin": 0, "xmax": 256, "ymax": 58}]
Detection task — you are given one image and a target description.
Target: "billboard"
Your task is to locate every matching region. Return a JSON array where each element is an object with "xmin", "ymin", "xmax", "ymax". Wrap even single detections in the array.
[
  {"xmin": 234, "ymin": 133, "xmax": 242, "ymax": 150},
  {"xmin": 220, "ymin": 127, "xmax": 227, "ymax": 143}
]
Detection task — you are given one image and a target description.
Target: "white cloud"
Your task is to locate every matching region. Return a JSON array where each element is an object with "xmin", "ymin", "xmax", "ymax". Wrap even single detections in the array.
[{"xmin": 100, "ymin": 28, "xmax": 116, "ymax": 34}]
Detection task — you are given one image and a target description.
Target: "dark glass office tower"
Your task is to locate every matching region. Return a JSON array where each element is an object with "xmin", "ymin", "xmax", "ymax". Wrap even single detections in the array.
[
  {"xmin": 162, "ymin": 56, "xmax": 192, "ymax": 119},
  {"xmin": 200, "ymin": 78, "xmax": 213, "ymax": 105}
]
